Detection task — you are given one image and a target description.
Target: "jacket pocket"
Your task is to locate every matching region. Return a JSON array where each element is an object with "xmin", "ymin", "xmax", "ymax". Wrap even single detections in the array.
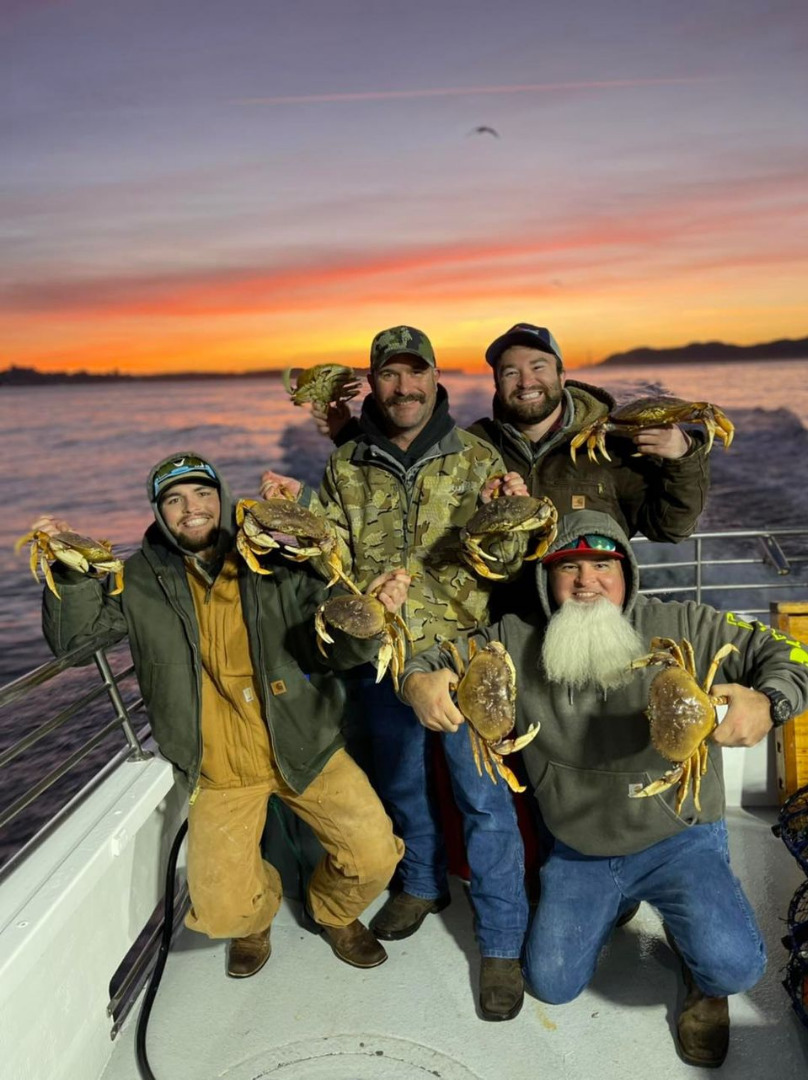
[
  {"xmin": 139, "ymin": 661, "xmax": 195, "ymax": 769},
  {"xmin": 535, "ymin": 760, "xmax": 689, "ymax": 856}
]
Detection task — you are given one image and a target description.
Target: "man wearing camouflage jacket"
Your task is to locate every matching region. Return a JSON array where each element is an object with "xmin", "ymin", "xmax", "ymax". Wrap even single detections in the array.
[{"xmin": 263, "ymin": 325, "xmax": 531, "ymax": 1021}]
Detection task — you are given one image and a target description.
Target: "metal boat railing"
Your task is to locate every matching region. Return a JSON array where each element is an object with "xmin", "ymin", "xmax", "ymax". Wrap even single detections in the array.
[{"xmin": 632, "ymin": 526, "xmax": 808, "ymax": 615}]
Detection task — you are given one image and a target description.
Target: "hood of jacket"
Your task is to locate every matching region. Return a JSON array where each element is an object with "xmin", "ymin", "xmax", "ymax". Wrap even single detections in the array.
[
  {"xmin": 536, "ymin": 508, "xmax": 640, "ymax": 619},
  {"xmin": 146, "ymin": 451, "xmax": 236, "ymax": 562}
]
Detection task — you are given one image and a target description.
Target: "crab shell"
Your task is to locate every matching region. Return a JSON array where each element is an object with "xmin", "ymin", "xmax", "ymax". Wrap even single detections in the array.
[
  {"xmin": 629, "ymin": 638, "xmax": 737, "ymax": 815},
  {"xmin": 16, "ymin": 529, "xmax": 124, "ymax": 599},
  {"xmin": 452, "ymin": 640, "xmax": 517, "ymax": 742},
  {"xmin": 441, "ymin": 639, "xmax": 539, "ymax": 792},
  {"xmin": 239, "ymin": 498, "xmax": 333, "ymax": 544},
  {"xmin": 281, "ymin": 363, "xmax": 360, "ymax": 408},
  {"xmin": 646, "ymin": 665, "xmax": 718, "ymax": 763},
  {"xmin": 460, "ymin": 494, "xmax": 558, "ymax": 580},
  {"xmin": 569, "ymin": 396, "xmax": 734, "ymax": 464},
  {"xmin": 315, "ymin": 592, "xmax": 411, "ymax": 690}
]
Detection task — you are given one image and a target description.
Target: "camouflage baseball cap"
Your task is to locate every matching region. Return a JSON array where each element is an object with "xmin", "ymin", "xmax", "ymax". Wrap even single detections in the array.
[{"xmin": 369, "ymin": 325, "xmax": 436, "ymax": 371}]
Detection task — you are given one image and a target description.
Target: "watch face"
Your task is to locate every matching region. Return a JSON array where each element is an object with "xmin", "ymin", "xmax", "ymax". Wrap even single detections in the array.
[{"xmin": 766, "ymin": 690, "xmax": 792, "ymax": 725}]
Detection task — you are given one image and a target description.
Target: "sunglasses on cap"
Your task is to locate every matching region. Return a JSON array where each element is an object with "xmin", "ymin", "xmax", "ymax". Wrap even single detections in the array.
[
  {"xmin": 544, "ymin": 534, "xmax": 624, "ymax": 563},
  {"xmin": 152, "ymin": 456, "xmax": 218, "ymax": 498}
]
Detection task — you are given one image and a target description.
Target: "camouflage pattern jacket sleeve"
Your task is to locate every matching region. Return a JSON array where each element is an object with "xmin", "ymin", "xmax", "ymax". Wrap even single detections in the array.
[{"xmin": 316, "ymin": 428, "xmax": 526, "ymax": 653}]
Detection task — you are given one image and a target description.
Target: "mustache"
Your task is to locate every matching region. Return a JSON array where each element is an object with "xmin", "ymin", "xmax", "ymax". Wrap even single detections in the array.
[{"xmin": 390, "ymin": 393, "xmax": 426, "ymax": 404}]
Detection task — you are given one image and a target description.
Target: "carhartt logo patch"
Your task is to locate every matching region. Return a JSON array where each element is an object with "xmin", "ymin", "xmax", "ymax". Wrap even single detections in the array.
[
  {"xmin": 571, "ymin": 495, "xmax": 586, "ymax": 509},
  {"xmin": 270, "ymin": 680, "xmax": 287, "ymax": 696},
  {"xmin": 628, "ymin": 782, "xmax": 644, "ymax": 797}
]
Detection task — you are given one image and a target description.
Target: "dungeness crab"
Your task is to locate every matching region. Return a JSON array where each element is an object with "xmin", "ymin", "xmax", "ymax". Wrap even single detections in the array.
[
  {"xmin": 16, "ymin": 530, "xmax": 124, "ymax": 599},
  {"xmin": 441, "ymin": 639, "xmax": 539, "ymax": 791},
  {"xmin": 235, "ymin": 496, "xmax": 355, "ymax": 590},
  {"xmin": 628, "ymin": 636, "xmax": 737, "ymax": 815},
  {"xmin": 569, "ymin": 396, "xmax": 735, "ymax": 464},
  {"xmin": 315, "ymin": 589, "xmax": 412, "ymax": 691},
  {"xmin": 460, "ymin": 493, "xmax": 558, "ymax": 580},
  {"xmin": 282, "ymin": 364, "xmax": 361, "ymax": 409}
]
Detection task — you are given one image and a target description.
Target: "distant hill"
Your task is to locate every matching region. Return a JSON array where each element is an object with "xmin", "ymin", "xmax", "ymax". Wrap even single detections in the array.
[
  {"xmin": 0, "ymin": 365, "xmax": 286, "ymax": 386},
  {"xmin": 599, "ymin": 336, "xmax": 808, "ymax": 366}
]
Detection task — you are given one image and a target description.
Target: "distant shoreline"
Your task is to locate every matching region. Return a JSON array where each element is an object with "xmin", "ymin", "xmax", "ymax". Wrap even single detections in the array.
[{"xmin": 2, "ymin": 335, "xmax": 807, "ymax": 384}]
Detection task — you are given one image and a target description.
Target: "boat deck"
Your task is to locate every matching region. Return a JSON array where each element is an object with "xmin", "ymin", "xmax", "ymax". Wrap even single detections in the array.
[{"xmin": 100, "ymin": 806, "xmax": 808, "ymax": 1080}]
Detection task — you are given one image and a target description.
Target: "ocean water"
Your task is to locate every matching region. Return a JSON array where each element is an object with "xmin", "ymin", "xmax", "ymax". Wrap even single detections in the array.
[{"xmin": 1, "ymin": 361, "xmax": 807, "ymax": 859}]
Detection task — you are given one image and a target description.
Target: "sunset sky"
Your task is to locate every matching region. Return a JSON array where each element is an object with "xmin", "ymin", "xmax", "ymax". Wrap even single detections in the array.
[{"xmin": 2, "ymin": 0, "xmax": 807, "ymax": 374}]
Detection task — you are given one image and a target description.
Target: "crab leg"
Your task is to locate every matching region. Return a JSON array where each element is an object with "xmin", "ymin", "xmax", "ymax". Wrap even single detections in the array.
[
  {"xmin": 492, "ymin": 755, "xmax": 527, "ymax": 793},
  {"xmin": 702, "ymin": 643, "xmax": 739, "ymax": 695}
]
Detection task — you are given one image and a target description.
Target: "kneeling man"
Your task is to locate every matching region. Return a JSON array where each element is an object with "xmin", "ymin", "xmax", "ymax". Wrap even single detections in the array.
[{"xmin": 401, "ymin": 509, "xmax": 808, "ymax": 1066}]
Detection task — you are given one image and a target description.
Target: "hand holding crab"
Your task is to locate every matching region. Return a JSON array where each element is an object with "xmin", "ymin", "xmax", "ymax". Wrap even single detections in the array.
[
  {"xmin": 16, "ymin": 514, "xmax": 124, "ymax": 599},
  {"xmin": 315, "ymin": 570, "xmax": 413, "ymax": 691}
]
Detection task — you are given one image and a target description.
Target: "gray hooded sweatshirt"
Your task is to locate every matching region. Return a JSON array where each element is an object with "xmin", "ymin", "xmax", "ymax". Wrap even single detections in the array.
[{"xmin": 402, "ymin": 509, "xmax": 808, "ymax": 856}]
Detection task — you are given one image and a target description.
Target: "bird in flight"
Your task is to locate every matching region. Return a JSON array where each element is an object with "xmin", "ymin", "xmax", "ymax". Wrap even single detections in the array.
[{"xmin": 469, "ymin": 125, "xmax": 500, "ymax": 138}]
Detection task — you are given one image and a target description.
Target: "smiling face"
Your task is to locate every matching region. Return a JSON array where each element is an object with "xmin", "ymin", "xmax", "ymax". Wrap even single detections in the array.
[
  {"xmin": 494, "ymin": 345, "xmax": 565, "ymax": 427},
  {"xmin": 368, "ymin": 355, "xmax": 440, "ymax": 446},
  {"xmin": 548, "ymin": 553, "xmax": 626, "ymax": 609},
  {"xmin": 159, "ymin": 482, "xmax": 221, "ymax": 555}
]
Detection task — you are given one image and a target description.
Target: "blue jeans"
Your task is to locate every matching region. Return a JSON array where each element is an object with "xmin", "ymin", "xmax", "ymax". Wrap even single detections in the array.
[
  {"xmin": 524, "ymin": 820, "xmax": 766, "ymax": 1002},
  {"xmin": 359, "ymin": 674, "xmax": 528, "ymax": 958}
]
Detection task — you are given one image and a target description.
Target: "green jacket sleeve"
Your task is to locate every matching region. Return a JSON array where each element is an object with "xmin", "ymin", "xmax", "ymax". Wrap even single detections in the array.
[{"xmin": 42, "ymin": 564, "xmax": 127, "ymax": 658}]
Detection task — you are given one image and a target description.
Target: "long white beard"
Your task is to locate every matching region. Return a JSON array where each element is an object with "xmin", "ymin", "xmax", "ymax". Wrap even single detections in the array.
[{"xmin": 541, "ymin": 597, "xmax": 646, "ymax": 693}]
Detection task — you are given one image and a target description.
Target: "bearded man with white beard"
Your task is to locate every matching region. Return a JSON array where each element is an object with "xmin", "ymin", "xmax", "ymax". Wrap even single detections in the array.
[{"xmin": 400, "ymin": 509, "xmax": 808, "ymax": 1069}]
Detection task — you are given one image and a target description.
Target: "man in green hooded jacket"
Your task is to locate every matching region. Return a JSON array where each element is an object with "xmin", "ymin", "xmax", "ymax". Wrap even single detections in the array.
[{"xmin": 36, "ymin": 452, "xmax": 407, "ymax": 980}]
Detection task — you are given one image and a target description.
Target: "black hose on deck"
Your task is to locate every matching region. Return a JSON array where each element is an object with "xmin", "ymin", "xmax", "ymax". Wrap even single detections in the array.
[{"xmin": 135, "ymin": 817, "xmax": 189, "ymax": 1080}]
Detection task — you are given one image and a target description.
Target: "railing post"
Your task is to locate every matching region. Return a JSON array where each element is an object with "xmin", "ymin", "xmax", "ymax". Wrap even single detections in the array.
[
  {"xmin": 93, "ymin": 648, "xmax": 152, "ymax": 762},
  {"xmin": 695, "ymin": 537, "xmax": 703, "ymax": 603}
]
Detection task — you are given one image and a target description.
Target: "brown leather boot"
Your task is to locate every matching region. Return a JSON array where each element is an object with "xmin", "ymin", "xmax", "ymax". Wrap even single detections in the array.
[
  {"xmin": 665, "ymin": 924, "xmax": 729, "ymax": 1067},
  {"xmin": 226, "ymin": 929, "xmax": 271, "ymax": 978},
  {"xmin": 319, "ymin": 918, "xmax": 388, "ymax": 968},
  {"xmin": 677, "ymin": 985, "xmax": 730, "ymax": 1067},
  {"xmin": 479, "ymin": 958, "xmax": 524, "ymax": 1022},
  {"xmin": 369, "ymin": 891, "xmax": 451, "ymax": 941}
]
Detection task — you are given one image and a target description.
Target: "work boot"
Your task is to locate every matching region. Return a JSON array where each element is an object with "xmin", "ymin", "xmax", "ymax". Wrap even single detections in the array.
[
  {"xmin": 319, "ymin": 919, "xmax": 388, "ymax": 968},
  {"xmin": 369, "ymin": 891, "xmax": 451, "ymax": 941},
  {"xmin": 226, "ymin": 929, "xmax": 271, "ymax": 978},
  {"xmin": 479, "ymin": 958, "xmax": 524, "ymax": 1022},
  {"xmin": 616, "ymin": 901, "xmax": 641, "ymax": 928},
  {"xmin": 665, "ymin": 924, "xmax": 729, "ymax": 1067}
]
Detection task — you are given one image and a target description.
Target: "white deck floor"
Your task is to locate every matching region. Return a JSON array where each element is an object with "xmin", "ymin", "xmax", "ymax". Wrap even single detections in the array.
[{"xmin": 101, "ymin": 807, "xmax": 808, "ymax": 1080}]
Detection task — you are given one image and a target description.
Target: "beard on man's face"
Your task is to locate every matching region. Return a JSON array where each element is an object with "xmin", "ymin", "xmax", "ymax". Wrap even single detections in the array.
[
  {"xmin": 172, "ymin": 524, "xmax": 220, "ymax": 554},
  {"xmin": 541, "ymin": 597, "xmax": 645, "ymax": 693},
  {"xmin": 498, "ymin": 380, "xmax": 564, "ymax": 426}
]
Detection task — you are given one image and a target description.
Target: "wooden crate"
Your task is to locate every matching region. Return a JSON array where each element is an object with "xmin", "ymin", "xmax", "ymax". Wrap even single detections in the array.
[{"xmin": 770, "ymin": 602, "xmax": 808, "ymax": 803}]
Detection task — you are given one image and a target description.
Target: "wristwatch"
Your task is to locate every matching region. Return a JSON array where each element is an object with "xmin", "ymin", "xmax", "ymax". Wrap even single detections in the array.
[{"xmin": 759, "ymin": 687, "xmax": 793, "ymax": 728}]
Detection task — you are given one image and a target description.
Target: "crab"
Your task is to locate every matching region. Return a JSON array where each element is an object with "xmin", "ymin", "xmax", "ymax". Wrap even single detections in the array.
[
  {"xmin": 235, "ymin": 496, "xmax": 357, "ymax": 590},
  {"xmin": 15, "ymin": 530, "xmax": 124, "ymax": 599},
  {"xmin": 628, "ymin": 637, "xmax": 738, "ymax": 815},
  {"xmin": 569, "ymin": 396, "xmax": 735, "ymax": 464},
  {"xmin": 315, "ymin": 589, "xmax": 412, "ymax": 691},
  {"xmin": 282, "ymin": 363, "xmax": 361, "ymax": 409},
  {"xmin": 459, "ymin": 493, "xmax": 558, "ymax": 580},
  {"xmin": 441, "ymin": 639, "xmax": 539, "ymax": 792}
]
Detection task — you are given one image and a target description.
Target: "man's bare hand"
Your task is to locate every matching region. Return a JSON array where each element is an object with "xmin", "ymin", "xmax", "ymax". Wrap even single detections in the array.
[
  {"xmin": 311, "ymin": 400, "xmax": 353, "ymax": 442},
  {"xmin": 259, "ymin": 470, "xmax": 302, "ymax": 501},
  {"xmin": 480, "ymin": 471, "xmax": 529, "ymax": 503},
  {"xmin": 401, "ymin": 669, "xmax": 465, "ymax": 733},
  {"xmin": 633, "ymin": 426, "xmax": 690, "ymax": 460},
  {"xmin": 710, "ymin": 683, "xmax": 773, "ymax": 748},
  {"xmin": 26, "ymin": 514, "xmax": 72, "ymax": 537},
  {"xmin": 367, "ymin": 569, "xmax": 411, "ymax": 615}
]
